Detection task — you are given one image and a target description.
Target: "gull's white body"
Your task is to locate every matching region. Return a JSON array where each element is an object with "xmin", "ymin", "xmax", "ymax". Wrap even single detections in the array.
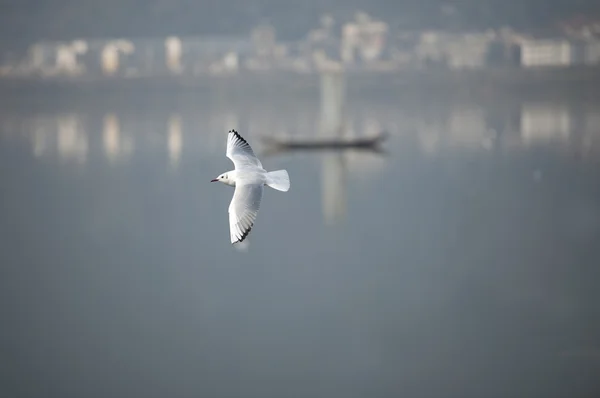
[{"xmin": 212, "ymin": 130, "xmax": 290, "ymax": 245}]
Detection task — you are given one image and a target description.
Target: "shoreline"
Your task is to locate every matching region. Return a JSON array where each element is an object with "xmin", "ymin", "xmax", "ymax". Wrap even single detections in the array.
[{"xmin": 1, "ymin": 66, "xmax": 600, "ymax": 108}]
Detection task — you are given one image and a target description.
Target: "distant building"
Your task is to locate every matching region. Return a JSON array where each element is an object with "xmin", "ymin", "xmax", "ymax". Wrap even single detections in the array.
[
  {"xmin": 414, "ymin": 31, "xmax": 449, "ymax": 67},
  {"xmin": 27, "ymin": 40, "xmax": 88, "ymax": 76},
  {"xmin": 341, "ymin": 23, "xmax": 360, "ymax": 64},
  {"xmin": 99, "ymin": 39, "xmax": 135, "ymax": 76},
  {"xmin": 519, "ymin": 38, "xmax": 584, "ymax": 68},
  {"xmin": 357, "ymin": 21, "xmax": 388, "ymax": 62},
  {"xmin": 303, "ymin": 15, "xmax": 340, "ymax": 69},
  {"xmin": 340, "ymin": 12, "xmax": 388, "ymax": 66},
  {"xmin": 445, "ymin": 33, "xmax": 492, "ymax": 70},
  {"xmin": 165, "ymin": 36, "xmax": 183, "ymax": 73},
  {"xmin": 415, "ymin": 31, "xmax": 493, "ymax": 70},
  {"xmin": 182, "ymin": 36, "xmax": 254, "ymax": 74}
]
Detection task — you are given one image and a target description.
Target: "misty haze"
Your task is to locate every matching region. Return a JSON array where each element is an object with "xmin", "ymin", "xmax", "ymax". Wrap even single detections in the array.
[{"xmin": 1, "ymin": 1, "xmax": 600, "ymax": 398}]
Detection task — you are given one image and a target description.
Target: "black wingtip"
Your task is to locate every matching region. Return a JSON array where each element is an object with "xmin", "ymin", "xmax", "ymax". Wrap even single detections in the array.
[
  {"xmin": 228, "ymin": 129, "xmax": 249, "ymax": 146},
  {"xmin": 229, "ymin": 129, "xmax": 242, "ymax": 139},
  {"xmin": 232, "ymin": 223, "xmax": 253, "ymax": 244}
]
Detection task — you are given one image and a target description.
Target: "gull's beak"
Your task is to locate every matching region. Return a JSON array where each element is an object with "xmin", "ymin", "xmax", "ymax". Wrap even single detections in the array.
[{"xmin": 210, "ymin": 178, "xmax": 218, "ymax": 182}]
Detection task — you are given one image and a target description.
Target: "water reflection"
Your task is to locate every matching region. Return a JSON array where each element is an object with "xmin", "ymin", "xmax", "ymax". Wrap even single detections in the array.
[
  {"xmin": 31, "ymin": 119, "xmax": 51, "ymax": 158},
  {"xmin": 102, "ymin": 113, "xmax": 134, "ymax": 162},
  {"xmin": 2, "ymin": 101, "xmax": 600, "ymax": 165},
  {"xmin": 167, "ymin": 114, "xmax": 183, "ymax": 169},
  {"xmin": 521, "ymin": 103, "xmax": 571, "ymax": 146},
  {"xmin": 56, "ymin": 114, "xmax": 88, "ymax": 164}
]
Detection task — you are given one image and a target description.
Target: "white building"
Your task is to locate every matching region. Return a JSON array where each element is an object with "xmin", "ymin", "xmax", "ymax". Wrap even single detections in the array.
[
  {"xmin": 520, "ymin": 39, "xmax": 582, "ymax": 67},
  {"xmin": 341, "ymin": 12, "xmax": 388, "ymax": 65},
  {"xmin": 445, "ymin": 35, "xmax": 491, "ymax": 69},
  {"xmin": 415, "ymin": 31, "xmax": 492, "ymax": 69},
  {"xmin": 27, "ymin": 40, "xmax": 88, "ymax": 75}
]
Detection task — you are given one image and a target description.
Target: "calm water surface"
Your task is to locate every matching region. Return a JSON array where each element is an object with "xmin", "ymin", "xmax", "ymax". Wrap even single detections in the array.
[{"xmin": 1, "ymin": 94, "xmax": 600, "ymax": 398}]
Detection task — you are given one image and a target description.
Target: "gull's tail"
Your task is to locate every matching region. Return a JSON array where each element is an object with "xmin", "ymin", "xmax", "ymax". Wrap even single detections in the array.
[{"xmin": 266, "ymin": 169, "xmax": 290, "ymax": 192}]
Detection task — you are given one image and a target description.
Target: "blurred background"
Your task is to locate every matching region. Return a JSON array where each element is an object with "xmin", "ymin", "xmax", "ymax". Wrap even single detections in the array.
[{"xmin": 1, "ymin": 1, "xmax": 600, "ymax": 398}]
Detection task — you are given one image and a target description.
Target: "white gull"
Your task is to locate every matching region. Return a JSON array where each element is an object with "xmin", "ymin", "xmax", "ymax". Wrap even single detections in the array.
[{"xmin": 211, "ymin": 129, "xmax": 290, "ymax": 245}]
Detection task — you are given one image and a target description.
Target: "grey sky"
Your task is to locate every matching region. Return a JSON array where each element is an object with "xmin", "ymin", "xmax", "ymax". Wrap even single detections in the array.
[{"xmin": 1, "ymin": 0, "xmax": 599, "ymax": 44}]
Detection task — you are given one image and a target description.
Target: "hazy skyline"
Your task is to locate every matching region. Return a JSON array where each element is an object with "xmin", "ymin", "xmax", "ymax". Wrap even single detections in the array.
[{"xmin": 2, "ymin": 0, "xmax": 600, "ymax": 46}]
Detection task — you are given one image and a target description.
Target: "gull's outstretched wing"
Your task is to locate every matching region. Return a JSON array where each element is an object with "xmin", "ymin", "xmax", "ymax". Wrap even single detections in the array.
[
  {"xmin": 228, "ymin": 182, "xmax": 263, "ymax": 244},
  {"xmin": 226, "ymin": 129, "xmax": 263, "ymax": 170}
]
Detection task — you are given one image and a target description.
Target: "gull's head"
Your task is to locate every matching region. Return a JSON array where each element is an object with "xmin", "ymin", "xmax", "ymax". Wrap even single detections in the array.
[{"xmin": 211, "ymin": 172, "xmax": 235, "ymax": 186}]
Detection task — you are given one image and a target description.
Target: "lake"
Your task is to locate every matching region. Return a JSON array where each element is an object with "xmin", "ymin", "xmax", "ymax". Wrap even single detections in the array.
[{"xmin": 1, "ymin": 90, "xmax": 599, "ymax": 398}]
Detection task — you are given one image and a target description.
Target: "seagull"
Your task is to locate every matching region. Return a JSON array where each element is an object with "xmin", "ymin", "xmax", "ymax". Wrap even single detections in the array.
[{"xmin": 211, "ymin": 129, "xmax": 290, "ymax": 245}]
